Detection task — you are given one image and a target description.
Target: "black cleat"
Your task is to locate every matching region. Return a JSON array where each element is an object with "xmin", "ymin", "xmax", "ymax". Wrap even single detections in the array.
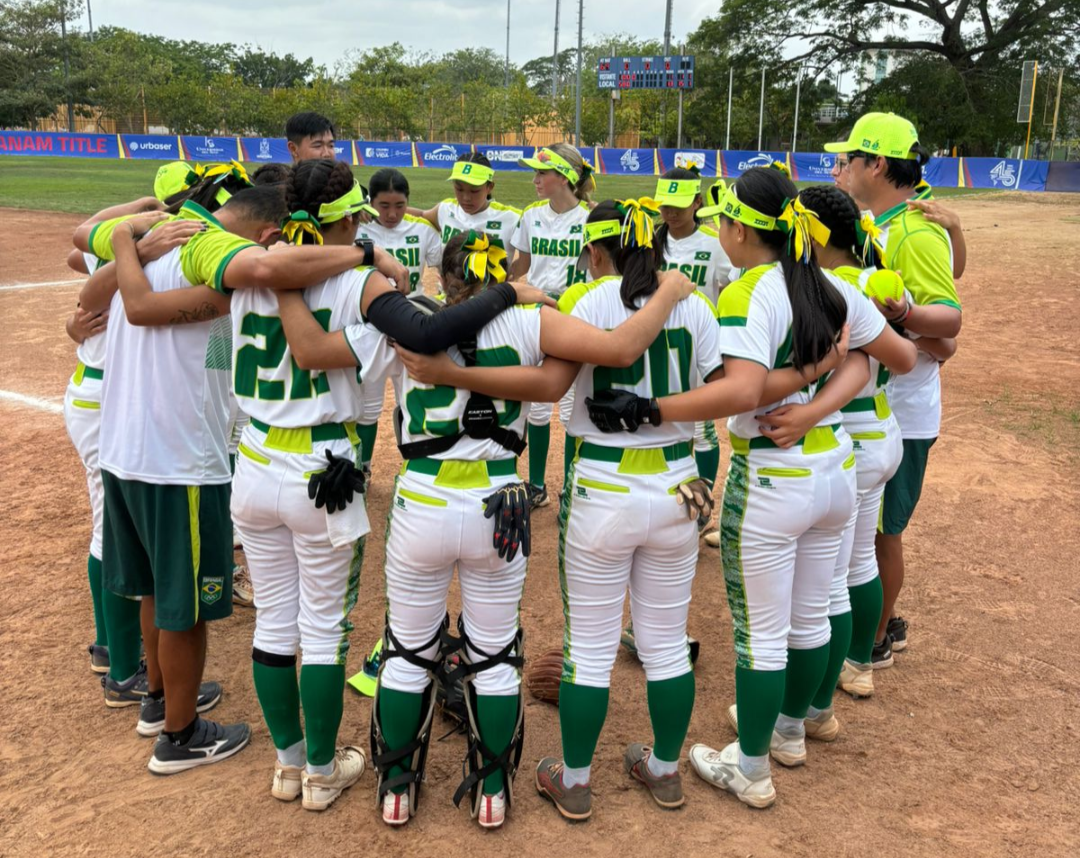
[{"xmin": 147, "ymin": 717, "xmax": 250, "ymax": 775}]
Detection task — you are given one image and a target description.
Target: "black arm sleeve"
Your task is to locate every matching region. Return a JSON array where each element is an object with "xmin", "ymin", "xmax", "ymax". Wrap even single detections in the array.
[{"xmin": 365, "ymin": 282, "xmax": 515, "ymax": 354}]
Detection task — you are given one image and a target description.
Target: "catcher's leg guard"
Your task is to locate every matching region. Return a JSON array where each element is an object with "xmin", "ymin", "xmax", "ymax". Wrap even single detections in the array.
[
  {"xmin": 370, "ymin": 622, "xmax": 451, "ymax": 816},
  {"xmin": 451, "ymin": 624, "xmax": 526, "ymax": 817}
]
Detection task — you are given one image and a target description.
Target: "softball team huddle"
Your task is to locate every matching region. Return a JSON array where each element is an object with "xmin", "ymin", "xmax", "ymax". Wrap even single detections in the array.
[{"xmin": 61, "ymin": 108, "xmax": 961, "ymax": 827}]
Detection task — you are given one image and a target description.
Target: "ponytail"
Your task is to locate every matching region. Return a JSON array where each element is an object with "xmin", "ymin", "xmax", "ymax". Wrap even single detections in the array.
[{"xmin": 585, "ymin": 199, "xmax": 663, "ymax": 310}]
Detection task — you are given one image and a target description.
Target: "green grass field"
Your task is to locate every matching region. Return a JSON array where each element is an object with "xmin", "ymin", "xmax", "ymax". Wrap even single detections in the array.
[{"xmin": 0, "ymin": 156, "xmax": 989, "ymax": 214}]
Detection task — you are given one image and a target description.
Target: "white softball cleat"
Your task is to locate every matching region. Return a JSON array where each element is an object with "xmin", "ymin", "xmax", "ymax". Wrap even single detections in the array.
[
  {"xmin": 689, "ymin": 742, "xmax": 776, "ymax": 809},
  {"xmin": 476, "ymin": 790, "xmax": 506, "ymax": 829},
  {"xmin": 271, "ymin": 762, "xmax": 303, "ymax": 802},
  {"xmin": 725, "ymin": 703, "xmax": 806, "ymax": 767},
  {"xmin": 301, "ymin": 746, "xmax": 366, "ymax": 811},
  {"xmin": 804, "ymin": 707, "xmax": 841, "ymax": 742},
  {"xmin": 382, "ymin": 790, "xmax": 410, "ymax": 826},
  {"xmin": 838, "ymin": 658, "xmax": 875, "ymax": 698}
]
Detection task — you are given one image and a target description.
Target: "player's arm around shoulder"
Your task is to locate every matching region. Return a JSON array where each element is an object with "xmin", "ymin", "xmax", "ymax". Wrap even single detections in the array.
[
  {"xmin": 278, "ymin": 289, "xmax": 358, "ymax": 371},
  {"xmin": 890, "ymin": 215, "xmax": 962, "ymax": 339}
]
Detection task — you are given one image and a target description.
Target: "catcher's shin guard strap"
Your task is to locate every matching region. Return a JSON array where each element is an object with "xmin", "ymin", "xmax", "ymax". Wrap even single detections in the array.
[
  {"xmin": 382, "ymin": 616, "xmax": 457, "ymax": 676},
  {"xmin": 451, "ymin": 626, "xmax": 526, "ymax": 813},
  {"xmin": 370, "ymin": 680, "xmax": 437, "ymax": 810}
]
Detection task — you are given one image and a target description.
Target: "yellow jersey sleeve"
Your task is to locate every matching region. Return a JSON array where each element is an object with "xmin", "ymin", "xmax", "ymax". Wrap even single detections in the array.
[
  {"xmin": 88, "ymin": 215, "xmax": 136, "ymax": 262},
  {"xmin": 179, "ymin": 227, "xmax": 260, "ymax": 294},
  {"xmin": 887, "ymin": 213, "xmax": 960, "ymax": 311}
]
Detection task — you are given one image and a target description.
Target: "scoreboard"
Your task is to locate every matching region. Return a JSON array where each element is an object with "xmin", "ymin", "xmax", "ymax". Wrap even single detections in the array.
[{"xmin": 596, "ymin": 55, "xmax": 695, "ymax": 90}]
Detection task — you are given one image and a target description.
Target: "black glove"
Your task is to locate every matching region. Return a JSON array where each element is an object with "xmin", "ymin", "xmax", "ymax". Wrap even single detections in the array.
[
  {"xmin": 482, "ymin": 482, "xmax": 531, "ymax": 563},
  {"xmin": 307, "ymin": 449, "xmax": 366, "ymax": 514},
  {"xmin": 584, "ymin": 389, "xmax": 662, "ymax": 433}
]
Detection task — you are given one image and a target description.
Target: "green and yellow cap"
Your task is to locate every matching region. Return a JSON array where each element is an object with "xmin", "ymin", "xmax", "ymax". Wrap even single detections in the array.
[
  {"xmin": 519, "ymin": 147, "xmax": 580, "ymax": 184},
  {"xmin": 154, "ymin": 161, "xmax": 199, "ymax": 202},
  {"xmin": 449, "ymin": 160, "xmax": 495, "ymax": 186},
  {"xmin": 824, "ymin": 112, "xmax": 920, "ymax": 160},
  {"xmin": 655, "ymin": 177, "xmax": 702, "ymax": 208}
]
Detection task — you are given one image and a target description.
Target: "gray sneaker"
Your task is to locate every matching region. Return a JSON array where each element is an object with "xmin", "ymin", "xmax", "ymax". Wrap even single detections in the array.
[
  {"xmin": 147, "ymin": 717, "xmax": 250, "ymax": 775},
  {"xmin": 624, "ymin": 743, "xmax": 685, "ymax": 809},
  {"xmin": 535, "ymin": 757, "xmax": 592, "ymax": 821},
  {"xmin": 88, "ymin": 644, "xmax": 109, "ymax": 675},
  {"xmin": 136, "ymin": 682, "xmax": 225, "ymax": 737},
  {"xmin": 102, "ymin": 663, "xmax": 148, "ymax": 708}
]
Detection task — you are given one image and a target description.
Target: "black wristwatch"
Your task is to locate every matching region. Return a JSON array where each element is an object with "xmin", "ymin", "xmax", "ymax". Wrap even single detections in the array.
[{"xmin": 353, "ymin": 238, "xmax": 375, "ymax": 267}]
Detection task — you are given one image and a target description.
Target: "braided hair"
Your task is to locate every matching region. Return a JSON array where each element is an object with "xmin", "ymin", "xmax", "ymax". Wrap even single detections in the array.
[
  {"xmin": 796, "ymin": 185, "xmax": 860, "ymax": 262},
  {"xmin": 586, "ymin": 200, "xmax": 663, "ymax": 311},
  {"xmin": 284, "ymin": 159, "xmax": 356, "ymax": 243},
  {"xmin": 726, "ymin": 168, "xmax": 847, "ymax": 372}
]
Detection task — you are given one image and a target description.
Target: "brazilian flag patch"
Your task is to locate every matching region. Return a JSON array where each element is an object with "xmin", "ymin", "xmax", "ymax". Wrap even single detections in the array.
[
  {"xmin": 487, "ymin": 220, "xmax": 502, "ymax": 230},
  {"xmin": 201, "ymin": 577, "xmax": 224, "ymax": 605},
  {"xmin": 695, "ymin": 251, "xmax": 711, "ymax": 261},
  {"xmin": 405, "ymin": 235, "xmax": 420, "ymax": 244}
]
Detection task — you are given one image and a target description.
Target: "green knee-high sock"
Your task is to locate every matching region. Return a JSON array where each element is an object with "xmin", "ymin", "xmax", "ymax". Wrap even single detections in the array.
[
  {"xmin": 528, "ymin": 422, "xmax": 551, "ymax": 487},
  {"xmin": 695, "ymin": 446, "xmax": 721, "ymax": 488},
  {"xmin": 563, "ymin": 434, "xmax": 577, "ymax": 487},
  {"xmin": 559, "ymin": 682, "xmax": 609, "ymax": 768},
  {"xmin": 476, "ymin": 694, "xmax": 519, "ymax": 795},
  {"xmin": 812, "ymin": 613, "xmax": 853, "ymax": 711},
  {"xmin": 87, "ymin": 555, "xmax": 107, "ymax": 647},
  {"xmin": 300, "ymin": 664, "xmax": 345, "ymax": 766},
  {"xmin": 356, "ymin": 423, "xmax": 378, "ymax": 468},
  {"xmin": 103, "ymin": 590, "xmax": 142, "ymax": 681},
  {"xmin": 734, "ymin": 667, "xmax": 786, "ymax": 757},
  {"xmin": 229, "ymin": 452, "xmax": 236, "ymax": 474},
  {"xmin": 779, "ymin": 644, "xmax": 831, "ymax": 720},
  {"xmin": 377, "ymin": 686, "xmax": 425, "ymax": 794},
  {"xmin": 646, "ymin": 671, "xmax": 695, "ymax": 762},
  {"xmin": 847, "ymin": 577, "xmax": 884, "ymax": 664},
  {"xmin": 252, "ymin": 661, "xmax": 304, "ymax": 750}
]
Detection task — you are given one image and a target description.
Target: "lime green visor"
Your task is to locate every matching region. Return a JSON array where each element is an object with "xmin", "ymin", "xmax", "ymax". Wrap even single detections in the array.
[
  {"xmin": 318, "ymin": 181, "xmax": 376, "ymax": 224},
  {"xmin": 519, "ymin": 147, "xmax": 579, "ymax": 184},
  {"xmin": 700, "ymin": 184, "xmax": 777, "ymax": 231},
  {"xmin": 655, "ymin": 178, "xmax": 701, "ymax": 208},
  {"xmin": 575, "ymin": 219, "xmax": 621, "ymax": 270},
  {"xmin": 449, "ymin": 161, "xmax": 495, "ymax": 186},
  {"xmin": 154, "ymin": 161, "xmax": 197, "ymax": 202}
]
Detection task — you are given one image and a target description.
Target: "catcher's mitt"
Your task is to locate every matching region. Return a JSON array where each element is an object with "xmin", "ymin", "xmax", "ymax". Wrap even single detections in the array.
[{"xmin": 524, "ymin": 649, "xmax": 563, "ymax": 705}]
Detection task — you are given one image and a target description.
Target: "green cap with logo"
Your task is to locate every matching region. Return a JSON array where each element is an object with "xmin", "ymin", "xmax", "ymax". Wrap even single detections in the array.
[{"xmin": 825, "ymin": 112, "xmax": 920, "ymax": 160}]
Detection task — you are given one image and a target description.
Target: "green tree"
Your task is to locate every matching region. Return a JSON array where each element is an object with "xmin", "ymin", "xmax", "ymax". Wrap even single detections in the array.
[
  {"xmin": 85, "ymin": 28, "xmax": 172, "ymax": 132},
  {"xmin": 233, "ymin": 47, "xmax": 315, "ymax": 90}
]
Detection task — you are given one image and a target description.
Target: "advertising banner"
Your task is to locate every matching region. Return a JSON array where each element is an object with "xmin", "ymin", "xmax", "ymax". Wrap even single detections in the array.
[
  {"xmin": 595, "ymin": 147, "xmax": 657, "ymax": 176},
  {"xmin": 1046, "ymin": 160, "xmax": 1080, "ymax": 193},
  {"xmin": 356, "ymin": 141, "xmax": 415, "ymax": 168},
  {"xmin": 179, "ymin": 136, "xmax": 241, "ymax": 162},
  {"xmin": 238, "ymin": 137, "xmax": 291, "ymax": 163},
  {"xmin": 718, "ymin": 150, "xmax": 788, "ymax": 178},
  {"xmin": 962, "ymin": 157, "xmax": 1046, "ymax": 192},
  {"xmin": 790, "ymin": 152, "xmax": 838, "ymax": 183},
  {"xmin": 655, "ymin": 148, "xmax": 717, "ymax": 177},
  {"xmin": 921, "ymin": 157, "xmax": 961, "ymax": 188},
  {"xmin": 120, "ymin": 134, "xmax": 180, "ymax": 160},
  {"xmin": 0, "ymin": 130, "xmax": 119, "ymax": 158},
  {"xmin": 474, "ymin": 144, "xmax": 535, "ymax": 171},
  {"xmin": 415, "ymin": 142, "xmax": 472, "ymax": 168}
]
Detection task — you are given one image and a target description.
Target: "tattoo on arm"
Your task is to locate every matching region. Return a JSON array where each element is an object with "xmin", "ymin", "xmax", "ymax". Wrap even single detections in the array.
[{"xmin": 169, "ymin": 302, "xmax": 221, "ymax": 325}]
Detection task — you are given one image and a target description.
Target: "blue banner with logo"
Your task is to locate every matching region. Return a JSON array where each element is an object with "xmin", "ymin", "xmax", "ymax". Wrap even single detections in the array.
[
  {"xmin": 179, "ymin": 136, "xmax": 241, "ymax": 162},
  {"xmin": 415, "ymin": 142, "xmax": 472, "ymax": 168},
  {"xmin": 790, "ymin": 152, "xmax": 838, "ymax": 183},
  {"xmin": 0, "ymin": 130, "xmax": 118, "ymax": 158},
  {"xmin": 595, "ymin": 148, "xmax": 657, "ymax": 176},
  {"xmin": 921, "ymin": 157, "xmax": 961, "ymax": 188},
  {"xmin": 120, "ymin": 134, "xmax": 180, "ymax": 160},
  {"xmin": 963, "ymin": 157, "xmax": 1045, "ymax": 191},
  {"xmin": 238, "ymin": 137, "xmax": 291, "ymax": 163},
  {"xmin": 655, "ymin": 149, "xmax": 717, "ymax": 178},
  {"xmin": 356, "ymin": 141, "xmax": 414, "ymax": 168},
  {"xmin": 474, "ymin": 144, "xmax": 535, "ymax": 172},
  {"xmin": 718, "ymin": 150, "xmax": 788, "ymax": 179}
]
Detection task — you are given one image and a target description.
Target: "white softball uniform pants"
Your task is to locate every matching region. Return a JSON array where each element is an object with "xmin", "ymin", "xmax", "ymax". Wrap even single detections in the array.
[
  {"xmin": 720, "ymin": 428, "xmax": 857, "ymax": 672},
  {"xmin": 64, "ymin": 369, "xmax": 104, "ymax": 558},
  {"xmin": 380, "ymin": 465, "xmax": 527, "ymax": 697},
  {"xmin": 231, "ymin": 425, "xmax": 363, "ymax": 666},
  {"xmin": 559, "ymin": 449, "xmax": 699, "ymax": 687}
]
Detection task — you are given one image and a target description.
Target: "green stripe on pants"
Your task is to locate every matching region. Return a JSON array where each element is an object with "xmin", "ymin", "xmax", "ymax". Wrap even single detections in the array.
[{"xmin": 720, "ymin": 454, "xmax": 753, "ymax": 668}]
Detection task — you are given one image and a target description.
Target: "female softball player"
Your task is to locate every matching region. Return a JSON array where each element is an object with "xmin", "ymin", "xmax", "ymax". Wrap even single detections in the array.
[
  {"xmin": 353, "ymin": 167, "xmax": 444, "ymax": 473},
  {"xmin": 276, "ymin": 225, "xmax": 705, "ymax": 829},
  {"xmin": 410, "ymin": 151, "xmax": 522, "ymax": 262},
  {"xmin": 654, "ymin": 167, "xmax": 734, "ymax": 518},
  {"xmin": 585, "ymin": 168, "xmax": 917, "ymax": 809},
  {"xmin": 509, "ymin": 143, "xmax": 596, "ymax": 506}
]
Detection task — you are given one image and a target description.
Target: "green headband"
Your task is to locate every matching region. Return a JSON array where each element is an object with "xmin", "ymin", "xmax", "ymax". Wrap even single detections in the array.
[
  {"xmin": 449, "ymin": 161, "xmax": 495, "ymax": 186},
  {"xmin": 318, "ymin": 181, "xmax": 376, "ymax": 224}
]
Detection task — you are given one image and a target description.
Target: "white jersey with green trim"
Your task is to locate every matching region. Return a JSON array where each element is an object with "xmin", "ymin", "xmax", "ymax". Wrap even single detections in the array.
[
  {"xmin": 660, "ymin": 226, "xmax": 733, "ymax": 305},
  {"xmin": 511, "ymin": 200, "xmax": 590, "ymax": 295},
  {"xmin": 98, "ymin": 248, "xmax": 232, "ymax": 485},
  {"xmin": 229, "ymin": 267, "xmax": 375, "ymax": 428},
  {"xmin": 718, "ymin": 263, "xmax": 887, "ymax": 441},
  {"xmin": 76, "ymin": 252, "xmax": 107, "ymax": 370},
  {"xmin": 876, "ymin": 206, "xmax": 959, "ymax": 440},
  {"xmin": 563, "ymin": 276, "xmax": 721, "ymax": 448},
  {"xmin": 831, "ymin": 265, "xmax": 892, "ymax": 406},
  {"xmin": 436, "ymin": 199, "xmax": 521, "ymax": 265},
  {"xmin": 356, "ymin": 215, "xmax": 442, "ymax": 295},
  {"xmin": 344, "ymin": 304, "xmax": 543, "ymax": 462}
]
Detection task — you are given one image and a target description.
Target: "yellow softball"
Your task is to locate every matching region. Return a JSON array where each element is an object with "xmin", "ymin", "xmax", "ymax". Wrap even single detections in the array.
[{"xmin": 865, "ymin": 269, "xmax": 905, "ymax": 304}]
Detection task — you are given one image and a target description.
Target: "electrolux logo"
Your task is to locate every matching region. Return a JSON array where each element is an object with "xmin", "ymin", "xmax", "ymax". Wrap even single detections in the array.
[
  {"xmin": 737, "ymin": 152, "xmax": 773, "ymax": 171},
  {"xmin": 427, "ymin": 144, "xmax": 460, "ymax": 161}
]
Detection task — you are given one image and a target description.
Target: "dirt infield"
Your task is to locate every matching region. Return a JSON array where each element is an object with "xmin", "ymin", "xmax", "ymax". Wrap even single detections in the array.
[{"xmin": 1, "ymin": 195, "xmax": 1078, "ymax": 858}]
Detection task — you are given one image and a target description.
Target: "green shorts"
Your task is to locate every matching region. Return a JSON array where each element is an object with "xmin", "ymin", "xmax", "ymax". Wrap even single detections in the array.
[
  {"xmin": 880, "ymin": 438, "xmax": 937, "ymax": 536},
  {"xmin": 102, "ymin": 472, "xmax": 233, "ymax": 631}
]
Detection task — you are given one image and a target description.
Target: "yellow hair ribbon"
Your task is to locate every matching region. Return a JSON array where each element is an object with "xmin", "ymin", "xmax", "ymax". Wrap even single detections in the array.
[
  {"xmin": 777, "ymin": 196, "xmax": 831, "ymax": 262},
  {"xmin": 281, "ymin": 211, "xmax": 323, "ymax": 246},
  {"xmin": 770, "ymin": 160, "xmax": 791, "ymax": 178},
  {"xmin": 461, "ymin": 230, "xmax": 507, "ymax": 285},
  {"xmin": 202, "ymin": 159, "xmax": 251, "ymax": 187},
  {"xmin": 616, "ymin": 198, "xmax": 658, "ymax": 249},
  {"xmin": 856, "ymin": 212, "xmax": 885, "ymax": 266}
]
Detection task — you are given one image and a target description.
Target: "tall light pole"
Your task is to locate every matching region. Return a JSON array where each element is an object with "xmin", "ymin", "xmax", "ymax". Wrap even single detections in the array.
[
  {"xmin": 757, "ymin": 67, "xmax": 766, "ymax": 149},
  {"xmin": 86, "ymin": 0, "xmax": 94, "ymax": 40},
  {"xmin": 725, "ymin": 66, "xmax": 733, "ymax": 149},
  {"xmin": 659, "ymin": 0, "xmax": 673, "ymax": 148},
  {"xmin": 551, "ymin": 0, "xmax": 560, "ymax": 102},
  {"xmin": 574, "ymin": 0, "xmax": 583, "ymax": 147},
  {"xmin": 505, "ymin": 0, "xmax": 511, "ymax": 87},
  {"xmin": 59, "ymin": 2, "xmax": 74, "ymax": 132},
  {"xmin": 792, "ymin": 61, "xmax": 804, "ymax": 153}
]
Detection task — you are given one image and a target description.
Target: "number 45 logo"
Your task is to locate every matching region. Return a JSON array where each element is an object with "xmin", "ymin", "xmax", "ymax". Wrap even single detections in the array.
[{"xmin": 989, "ymin": 161, "xmax": 1017, "ymax": 187}]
